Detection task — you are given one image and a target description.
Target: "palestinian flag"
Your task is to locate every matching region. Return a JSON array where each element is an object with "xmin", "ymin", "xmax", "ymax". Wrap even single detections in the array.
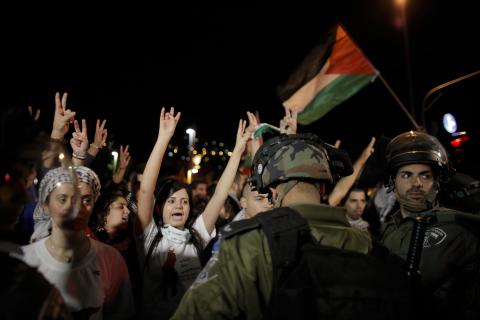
[{"xmin": 278, "ymin": 25, "xmax": 378, "ymax": 125}]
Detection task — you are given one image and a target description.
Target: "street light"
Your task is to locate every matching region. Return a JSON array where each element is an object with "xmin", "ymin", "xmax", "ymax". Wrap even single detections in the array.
[
  {"xmin": 186, "ymin": 128, "xmax": 196, "ymax": 148},
  {"xmin": 111, "ymin": 151, "xmax": 119, "ymax": 171},
  {"xmin": 186, "ymin": 128, "xmax": 197, "ymax": 184}
]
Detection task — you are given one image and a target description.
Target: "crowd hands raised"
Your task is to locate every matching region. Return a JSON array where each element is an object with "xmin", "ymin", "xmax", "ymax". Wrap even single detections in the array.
[{"xmin": 1, "ymin": 91, "xmax": 480, "ymax": 319}]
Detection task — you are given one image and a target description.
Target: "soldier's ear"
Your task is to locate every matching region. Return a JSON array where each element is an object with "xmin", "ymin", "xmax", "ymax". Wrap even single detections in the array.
[
  {"xmin": 240, "ymin": 197, "xmax": 247, "ymax": 209},
  {"xmin": 270, "ymin": 187, "xmax": 279, "ymax": 203}
]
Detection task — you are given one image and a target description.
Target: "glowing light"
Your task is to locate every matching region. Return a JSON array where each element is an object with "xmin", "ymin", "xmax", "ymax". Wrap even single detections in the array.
[
  {"xmin": 211, "ymin": 151, "xmax": 216, "ymax": 156},
  {"xmin": 186, "ymin": 128, "xmax": 195, "ymax": 135},
  {"xmin": 219, "ymin": 151, "xmax": 224, "ymax": 156},
  {"xmin": 227, "ymin": 152, "xmax": 232, "ymax": 157},
  {"xmin": 192, "ymin": 168, "xmax": 198, "ymax": 174},
  {"xmin": 450, "ymin": 135, "xmax": 469, "ymax": 148},
  {"xmin": 59, "ymin": 153, "xmax": 65, "ymax": 160},
  {"xmin": 193, "ymin": 155, "xmax": 202, "ymax": 165},
  {"xmin": 112, "ymin": 151, "xmax": 119, "ymax": 170},
  {"xmin": 443, "ymin": 113, "xmax": 457, "ymax": 133}
]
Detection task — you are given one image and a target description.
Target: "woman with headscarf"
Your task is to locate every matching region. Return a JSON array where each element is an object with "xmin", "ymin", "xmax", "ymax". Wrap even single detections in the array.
[{"xmin": 22, "ymin": 166, "xmax": 135, "ymax": 319}]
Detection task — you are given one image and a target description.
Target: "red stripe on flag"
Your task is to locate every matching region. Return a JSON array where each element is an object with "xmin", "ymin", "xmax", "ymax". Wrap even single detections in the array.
[{"xmin": 327, "ymin": 26, "xmax": 375, "ymax": 75}]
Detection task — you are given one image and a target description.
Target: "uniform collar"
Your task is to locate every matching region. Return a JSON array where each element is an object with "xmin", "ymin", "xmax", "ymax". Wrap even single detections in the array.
[{"xmin": 289, "ymin": 203, "xmax": 351, "ymax": 227}]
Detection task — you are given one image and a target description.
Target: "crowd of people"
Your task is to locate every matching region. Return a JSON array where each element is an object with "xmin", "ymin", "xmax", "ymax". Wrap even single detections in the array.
[{"xmin": 1, "ymin": 91, "xmax": 480, "ymax": 319}]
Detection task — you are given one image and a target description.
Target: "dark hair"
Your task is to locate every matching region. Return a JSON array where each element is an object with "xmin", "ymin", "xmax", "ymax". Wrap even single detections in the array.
[
  {"xmin": 190, "ymin": 179, "xmax": 208, "ymax": 190},
  {"xmin": 341, "ymin": 187, "xmax": 367, "ymax": 206},
  {"xmin": 149, "ymin": 178, "xmax": 204, "ymax": 261},
  {"xmin": 90, "ymin": 190, "xmax": 128, "ymax": 241}
]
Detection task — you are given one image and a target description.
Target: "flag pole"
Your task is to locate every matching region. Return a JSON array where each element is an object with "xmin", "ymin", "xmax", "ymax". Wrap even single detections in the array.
[
  {"xmin": 378, "ymin": 73, "xmax": 422, "ymax": 131},
  {"xmin": 340, "ymin": 23, "xmax": 422, "ymax": 131}
]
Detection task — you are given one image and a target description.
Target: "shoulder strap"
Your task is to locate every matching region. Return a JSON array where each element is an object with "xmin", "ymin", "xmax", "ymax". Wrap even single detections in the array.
[
  {"xmin": 221, "ymin": 218, "xmax": 261, "ymax": 239},
  {"xmin": 254, "ymin": 207, "xmax": 312, "ymax": 319},
  {"xmin": 254, "ymin": 207, "xmax": 311, "ymax": 270}
]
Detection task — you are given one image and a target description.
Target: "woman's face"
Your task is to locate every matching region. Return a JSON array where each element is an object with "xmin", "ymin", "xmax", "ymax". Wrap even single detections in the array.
[
  {"xmin": 105, "ymin": 196, "xmax": 130, "ymax": 233},
  {"xmin": 162, "ymin": 188, "xmax": 190, "ymax": 229},
  {"xmin": 46, "ymin": 182, "xmax": 94, "ymax": 231}
]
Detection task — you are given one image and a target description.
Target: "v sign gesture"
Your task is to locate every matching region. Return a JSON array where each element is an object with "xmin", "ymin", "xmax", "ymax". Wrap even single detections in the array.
[{"xmin": 51, "ymin": 92, "xmax": 76, "ymax": 140}]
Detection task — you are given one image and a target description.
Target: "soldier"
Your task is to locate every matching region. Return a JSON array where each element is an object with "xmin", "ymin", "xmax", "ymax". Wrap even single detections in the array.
[
  {"xmin": 172, "ymin": 133, "xmax": 372, "ymax": 319},
  {"xmin": 380, "ymin": 131, "xmax": 480, "ymax": 319}
]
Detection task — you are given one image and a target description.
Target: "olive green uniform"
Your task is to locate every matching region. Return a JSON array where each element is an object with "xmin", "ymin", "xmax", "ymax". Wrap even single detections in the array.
[
  {"xmin": 172, "ymin": 203, "xmax": 371, "ymax": 319},
  {"xmin": 380, "ymin": 208, "xmax": 480, "ymax": 318}
]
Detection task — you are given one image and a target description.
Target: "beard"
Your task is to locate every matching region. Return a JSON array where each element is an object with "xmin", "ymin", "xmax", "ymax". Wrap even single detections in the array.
[{"xmin": 395, "ymin": 183, "xmax": 439, "ymax": 216}]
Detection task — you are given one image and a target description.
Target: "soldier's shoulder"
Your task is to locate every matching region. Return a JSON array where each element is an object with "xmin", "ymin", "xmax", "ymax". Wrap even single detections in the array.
[{"xmin": 222, "ymin": 219, "xmax": 261, "ymax": 240}]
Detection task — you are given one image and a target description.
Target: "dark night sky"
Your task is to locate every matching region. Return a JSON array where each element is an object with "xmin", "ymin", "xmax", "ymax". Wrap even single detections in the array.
[{"xmin": 2, "ymin": 2, "xmax": 479, "ymax": 177}]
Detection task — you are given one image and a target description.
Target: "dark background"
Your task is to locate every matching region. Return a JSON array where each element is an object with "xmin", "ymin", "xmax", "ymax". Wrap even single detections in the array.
[{"xmin": 2, "ymin": 2, "xmax": 479, "ymax": 179}]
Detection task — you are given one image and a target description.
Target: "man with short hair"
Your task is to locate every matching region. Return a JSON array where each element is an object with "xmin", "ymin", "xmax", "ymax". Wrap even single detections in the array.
[
  {"xmin": 380, "ymin": 131, "xmax": 480, "ymax": 319},
  {"xmin": 233, "ymin": 183, "xmax": 273, "ymax": 221},
  {"xmin": 191, "ymin": 180, "xmax": 209, "ymax": 202},
  {"xmin": 343, "ymin": 188, "xmax": 369, "ymax": 232}
]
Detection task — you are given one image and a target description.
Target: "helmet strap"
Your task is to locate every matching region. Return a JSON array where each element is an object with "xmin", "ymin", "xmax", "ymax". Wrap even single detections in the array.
[{"xmin": 274, "ymin": 180, "xmax": 299, "ymax": 208}]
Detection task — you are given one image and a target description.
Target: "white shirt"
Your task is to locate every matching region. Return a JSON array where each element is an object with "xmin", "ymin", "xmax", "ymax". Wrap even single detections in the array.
[
  {"xmin": 137, "ymin": 214, "xmax": 216, "ymax": 319},
  {"xmin": 22, "ymin": 238, "xmax": 135, "ymax": 320}
]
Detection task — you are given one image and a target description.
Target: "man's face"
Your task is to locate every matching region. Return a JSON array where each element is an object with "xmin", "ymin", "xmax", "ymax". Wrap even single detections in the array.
[
  {"xmin": 394, "ymin": 163, "xmax": 435, "ymax": 204},
  {"xmin": 241, "ymin": 190, "xmax": 273, "ymax": 219},
  {"xmin": 344, "ymin": 191, "xmax": 366, "ymax": 220},
  {"xmin": 192, "ymin": 183, "xmax": 208, "ymax": 201}
]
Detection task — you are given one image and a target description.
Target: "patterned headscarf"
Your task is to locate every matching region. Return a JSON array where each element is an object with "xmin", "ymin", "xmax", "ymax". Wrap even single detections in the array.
[
  {"xmin": 37, "ymin": 166, "xmax": 101, "ymax": 206},
  {"xmin": 31, "ymin": 166, "xmax": 101, "ymax": 241}
]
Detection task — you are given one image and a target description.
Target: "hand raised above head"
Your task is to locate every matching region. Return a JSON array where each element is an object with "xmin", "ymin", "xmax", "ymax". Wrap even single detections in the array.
[
  {"xmin": 158, "ymin": 106, "xmax": 181, "ymax": 138},
  {"xmin": 27, "ymin": 105, "xmax": 41, "ymax": 122},
  {"xmin": 279, "ymin": 106, "xmax": 297, "ymax": 135},
  {"xmin": 70, "ymin": 119, "xmax": 89, "ymax": 155},
  {"xmin": 359, "ymin": 137, "xmax": 376, "ymax": 163},
  {"xmin": 245, "ymin": 111, "xmax": 259, "ymax": 135},
  {"xmin": 51, "ymin": 92, "xmax": 76, "ymax": 139},
  {"xmin": 92, "ymin": 119, "xmax": 108, "ymax": 149},
  {"xmin": 119, "ymin": 145, "xmax": 131, "ymax": 169},
  {"xmin": 233, "ymin": 119, "xmax": 250, "ymax": 155}
]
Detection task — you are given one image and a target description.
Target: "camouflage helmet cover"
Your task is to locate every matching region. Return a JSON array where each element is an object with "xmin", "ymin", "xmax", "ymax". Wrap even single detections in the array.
[{"xmin": 249, "ymin": 133, "xmax": 350, "ymax": 193}]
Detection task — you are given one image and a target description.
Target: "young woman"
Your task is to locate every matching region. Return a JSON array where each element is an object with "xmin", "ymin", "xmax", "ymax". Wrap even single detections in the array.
[
  {"xmin": 136, "ymin": 107, "xmax": 249, "ymax": 319},
  {"xmin": 88, "ymin": 189, "xmax": 142, "ymax": 308},
  {"xmin": 22, "ymin": 166, "xmax": 135, "ymax": 319}
]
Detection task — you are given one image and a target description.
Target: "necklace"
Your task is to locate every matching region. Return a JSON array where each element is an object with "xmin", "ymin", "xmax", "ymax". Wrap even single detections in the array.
[{"xmin": 47, "ymin": 237, "xmax": 90, "ymax": 263}]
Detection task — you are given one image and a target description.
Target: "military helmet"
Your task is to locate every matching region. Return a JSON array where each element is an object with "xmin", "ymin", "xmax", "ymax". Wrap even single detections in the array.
[
  {"xmin": 385, "ymin": 131, "xmax": 451, "ymax": 179},
  {"xmin": 249, "ymin": 133, "xmax": 353, "ymax": 194}
]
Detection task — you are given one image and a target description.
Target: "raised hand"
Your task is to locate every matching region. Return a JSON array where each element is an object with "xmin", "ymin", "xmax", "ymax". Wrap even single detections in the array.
[
  {"xmin": 233, "ymin": 119, "xmax": 250, "ymax": 155},
  {"xmin": 245, "ymin": 111, "xmax": 259, "ymax": 136},
  {"xmin": 92, "ymin": 119, "xmax": 108, "ymax": 150},
  {"xmin": 51, "ymin": 92, "xmax": 76, "ymax": 140},
  {"xmin": 159, "ymin": 107, "xmax": 181, "ymax": 139},
  {"xmin": 113, "ymin": 144, "xmax": 132, "ymax": 184},
  {"xmin": 118, "ymin": 145, "xmax": 131, "ymax": 170},
  {"xmin": 279, "ymin": 106, "xmax": 297, "ymax": 135},
  {"xmin": 358, "ymin": 137, "xmax": 376, "ymax": 164},
  {"xmin": 27, "ymin": 106, "xmax": 41, "ymax": 122},
  {"xmin": 70, "ymin": 119, "xmax": 89, "ymax": 156}
]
